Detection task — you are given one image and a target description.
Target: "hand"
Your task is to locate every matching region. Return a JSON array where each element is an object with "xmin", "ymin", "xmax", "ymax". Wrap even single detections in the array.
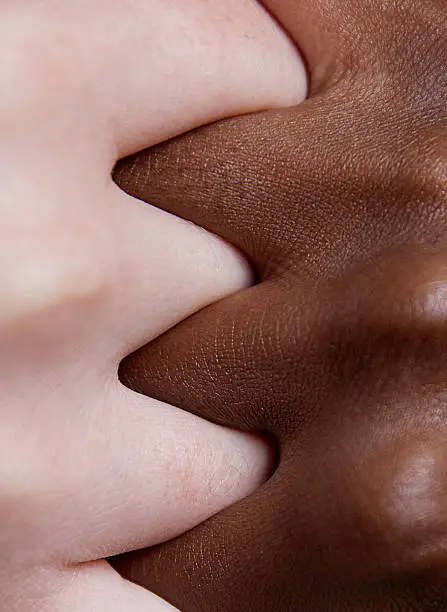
[
  {"xmin": 0, "ymin": 2, "xmax": 306, "ymax": 610},
  {"xmin": 114, "ymin": 0, "xmax": 447, "ymax": 609}
]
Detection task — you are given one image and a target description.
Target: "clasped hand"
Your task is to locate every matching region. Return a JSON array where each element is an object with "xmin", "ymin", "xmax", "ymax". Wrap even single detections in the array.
[{"xmin": 0, "ymin": 2, "xmax": 307, "ymax": 610}]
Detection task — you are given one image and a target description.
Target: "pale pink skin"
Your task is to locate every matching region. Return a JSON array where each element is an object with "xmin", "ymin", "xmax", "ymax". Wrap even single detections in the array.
[{"xmin": 0, "ymin": 2, "xmax": 308, "ymax": 610}]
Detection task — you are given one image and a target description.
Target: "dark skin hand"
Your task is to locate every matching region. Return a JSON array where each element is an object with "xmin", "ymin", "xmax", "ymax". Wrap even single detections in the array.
[{"xmin": 111, "ymin": 0, "xmax": 447, "ymax": 609}]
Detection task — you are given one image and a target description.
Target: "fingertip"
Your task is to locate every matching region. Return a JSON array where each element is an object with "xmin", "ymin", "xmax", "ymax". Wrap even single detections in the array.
[
  {"xmin": 215, "ymin": 428, "xmax": 276, "ymax": 502},
  {"xmin": 201, "ymin": 228, "xmax": 255, "ymax": 295}
]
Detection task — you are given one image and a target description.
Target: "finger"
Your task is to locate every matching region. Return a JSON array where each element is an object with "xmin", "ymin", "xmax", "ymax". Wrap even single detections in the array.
[
  {"xmin": 8, "ymin": 1, "xmax": 306, "ymax": 158},
  {"xmin": 89, "ymin": 0, "xmax": 307, "ymax": 155},
  {"xmin": 10, "ymin": 379, "xmax": 271, "ymax": 566},
  {"xmin": 261, "ymin": 0, "xmax": 366, "ymax": 91},
  {"xmin": 261, "ymin": 0, "xmax": 442, "ymax": 94},
  {"xmin": 92, "ymin": 184, "xmax": 254, "ymax": 358}
]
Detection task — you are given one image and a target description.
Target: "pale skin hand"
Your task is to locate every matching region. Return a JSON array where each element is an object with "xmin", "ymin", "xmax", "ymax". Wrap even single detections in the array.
[{"xmin": 0, "ymin": 1, "xmax": 307, "ymax": 611}]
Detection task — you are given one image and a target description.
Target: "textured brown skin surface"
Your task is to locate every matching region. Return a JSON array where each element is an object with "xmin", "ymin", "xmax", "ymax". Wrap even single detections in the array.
[{"xmin": 112, "ymin": 1, "xmax": 447, "ymax": 610}]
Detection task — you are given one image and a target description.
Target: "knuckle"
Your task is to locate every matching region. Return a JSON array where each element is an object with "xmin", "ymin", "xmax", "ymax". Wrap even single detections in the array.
[
  {"xmin": 0, "ymin": 13, "xmax": 79, "ymax": 132},
  {"xmin": 331, "ymin": 251, "xmax": 447, "ymax": 423},
  {"xmin": 336, "ymin": 251, "xmax": 447, "ymax": 576},
  {"xmin": 398, "ymin": 131, "xmax": 447, "ymax": 211},
  {"xmin": 351, "ymin": 250, "xmax": 447, "ymax": 358},
  {"xmin": 349, "ymin": 434, "xmax": 447, "ymax": 577},
  {"xmin": 0, "ymin": 242, "xmax": 108, "ymax": 333},
  {"xmin": 387, "ymin": 254, "xmax": 447, "ymax": 332}
]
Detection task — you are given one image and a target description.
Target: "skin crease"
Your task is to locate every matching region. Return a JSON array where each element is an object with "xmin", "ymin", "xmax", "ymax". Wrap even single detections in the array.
[
  {"xmin": 0, "ymin": 1, "xmax": 307, "ymax": 610},
  {"xmin": 113, "ymin": 0, "xmax": 447, "ymax": 610}
]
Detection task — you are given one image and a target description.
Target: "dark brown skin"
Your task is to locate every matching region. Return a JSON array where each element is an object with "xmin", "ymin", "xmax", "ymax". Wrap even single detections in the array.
[{"xmin": 111, "ymin": 0, "xmax": 447, "ymax": 609}]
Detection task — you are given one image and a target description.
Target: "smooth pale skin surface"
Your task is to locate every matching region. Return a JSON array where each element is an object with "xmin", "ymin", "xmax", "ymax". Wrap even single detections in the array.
[{"xmin": 0, "ymin": 2, "xmax": 307, "ymax": 611}]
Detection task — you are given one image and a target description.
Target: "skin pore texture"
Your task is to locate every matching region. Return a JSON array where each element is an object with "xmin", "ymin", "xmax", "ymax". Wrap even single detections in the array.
[
  {"xmin": 0, "ymin": 1, "xmax": 307, "ymax": 611},
  {"xmin": 114, "ymin": 0, "xmax": 447, "ymax": 610}
]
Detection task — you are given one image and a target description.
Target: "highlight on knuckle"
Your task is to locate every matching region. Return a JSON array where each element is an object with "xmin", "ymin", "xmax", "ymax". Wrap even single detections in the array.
[
  {"xmin": 351, "ymin": 250, "xmax": 447, "ymax": 363},
  {"xmin": 398, "ymin": 130, "xmax": 447, "ymax": 212},
  {"xmin": 348, "ymin": 434, "xmax": 447, "ymax": 578},
  {"xmin": 337, "ymin": 251, "xmax": 447, "ymax": 576},
  {"xmin": 389, "ymin": 254, "xmax": 447, "ymax": 334}
]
